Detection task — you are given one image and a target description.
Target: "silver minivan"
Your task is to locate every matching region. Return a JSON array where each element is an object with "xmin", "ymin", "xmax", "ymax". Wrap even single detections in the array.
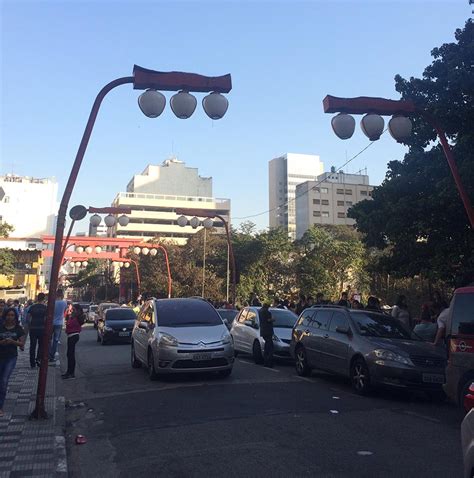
[
  {"xmin": 131, "ymin": 298, "xmax": 234, "ymax": 379},
  {"xmin": 231, "ymin": 307, "xmax": 298, "ymax": 363}
]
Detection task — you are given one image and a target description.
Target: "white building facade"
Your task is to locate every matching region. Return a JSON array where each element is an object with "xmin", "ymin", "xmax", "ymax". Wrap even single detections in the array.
[
  {"xmin": 269, "ymin": 153, "xmax": 324, "ymax": 239},
  {"xmin": 112, "ymin": 158, "xmax": 231, "ymax": 244},
  {"xmin": 295, "ymin": 171, "xmax": 374, "ymax": 239},
  {"xmin": 0, "ymin": 175, "xmax": 58, "ymax": 237}
]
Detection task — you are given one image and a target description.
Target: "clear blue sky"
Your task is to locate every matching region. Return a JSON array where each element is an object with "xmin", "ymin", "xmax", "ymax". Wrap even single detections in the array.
[{"xmin": 1, "ymin": 0, "xmax": 470, "ymax": 232}]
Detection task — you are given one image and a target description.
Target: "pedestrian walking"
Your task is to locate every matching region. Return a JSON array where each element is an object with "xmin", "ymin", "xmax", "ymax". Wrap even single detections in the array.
[
  {"xmin": 259, "ymin": 303, "xmax": 275, "ymax": 368},
  {"xmin": 49, "ymin": 289, "xmax": 68, "ymax": 363},
  {"xmin": 26, "ymin": 293, "xmax": 47, "ymax": 368},
  {"xmin": 392, "ymin": 295, "xmax": 411, "ymax": 328},
  {"xmin": 338, "ymin": 292, "xmax": 351, "ymax": 307},
  {"xmin": 296, "ymin": 294, "xmax": 307, "ymax": 315},
  {"xmin": 414, "ymin": 304, "xmax": 437, "ymax": 342},
  {"xmin": 62, "ymin": 303, "xmax": 85, "ymax": 380},
  {"xmin": 0, "ymin": 307, "xmax": 26, "ymax": 417},
  {"xmin": 366, "ymin": 296, "xmax": 381, "ymax": 311}
]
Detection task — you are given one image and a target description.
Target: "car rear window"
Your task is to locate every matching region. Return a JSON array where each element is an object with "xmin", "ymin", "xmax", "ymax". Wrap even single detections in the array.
[
  {"xmin": 452, "ymin": 293, "xmax": 474, "ymax": 335},
  {"xmin": 155, "ymin": 299, "xmax": 222, "ymax": 327},
  {"xmin": 105, "ymin": 308, "xmax": 136, "ymax": 320}
]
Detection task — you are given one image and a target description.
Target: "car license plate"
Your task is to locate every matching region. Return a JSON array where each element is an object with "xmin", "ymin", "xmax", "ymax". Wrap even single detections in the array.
[
  {"xmin": 422, "ymin": 373, "xmax": 445, "ymax": 384},
  {"xmin": 118, "ymin": 332, "xmax": 130, "ymax": 337},
  {"xmin": 193, "ymin": 353, "xmax": 212, "ymax": 361}
]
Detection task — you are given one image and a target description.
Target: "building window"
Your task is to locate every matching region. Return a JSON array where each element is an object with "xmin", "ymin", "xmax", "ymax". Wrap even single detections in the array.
[
  {"xmin": 313, "ymin": 211, "xmax": 321, "ymax": 217},
  {"xmin": 321, "ymin": 187, "xmax": 328, "ymax": 194},
  {"xmin": 337, "ymin": 189, "xmax": 344, "ymax": 194},
  {"xmin": 4, "ymin": 196, "xmax": 9, "ymax": 203},
  {"xmin": 313, "ymin": 199, "xmax": 320, "ymax": 205},
  {"xmin": 314, "ymin": 187, "xmax": 320, "ymax": 192},
  {"xmin": 322, "ymin": 211, "xmax": 330, "ymax": 218},
  {"xmin": 361, "ymin": 190, "xmax": 368, "ymax": 196},
  {"xmin": 337, "ymin": 212, "xmax": 346, "ymax": 218},
  {"xmin": 321, "ymin": 199, "xmax": 329, "ymax": 205},
  {"xmin": 337, "ymin": 200, "xmax": 344, "ymax": 206},
  {"xmin": 346, "ymin": 201, "xmax": 353, "ymax": 206},
  {"xmin": 345, "ymin": 189, "xmax": 353, "ymax": 195}
]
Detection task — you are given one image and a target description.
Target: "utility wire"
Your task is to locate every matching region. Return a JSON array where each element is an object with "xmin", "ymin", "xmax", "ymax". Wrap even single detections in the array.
[{"xmin": 234, "ymin": 131, "xmax": 385, "ymax": 221}]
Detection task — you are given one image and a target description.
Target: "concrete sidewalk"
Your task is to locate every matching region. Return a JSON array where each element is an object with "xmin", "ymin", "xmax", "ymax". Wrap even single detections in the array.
[{"xmin": 0, "ymin": 341, "xmax": 67, "ymax": 478}]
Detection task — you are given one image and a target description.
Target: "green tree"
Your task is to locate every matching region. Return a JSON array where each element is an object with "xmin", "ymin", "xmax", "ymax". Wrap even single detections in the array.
[
  {"xmin": 349, "ymin": 20, "xmax": 474, "ymax": 287},
  {"xmin": 0, "ymin": 222, "xmax": 15, "ymax": 276}
]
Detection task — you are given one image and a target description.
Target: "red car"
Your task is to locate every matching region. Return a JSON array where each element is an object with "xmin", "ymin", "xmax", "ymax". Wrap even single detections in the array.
[{"xmin": 465, "ymin": 383, "xmax": 474, "ymax": 412}]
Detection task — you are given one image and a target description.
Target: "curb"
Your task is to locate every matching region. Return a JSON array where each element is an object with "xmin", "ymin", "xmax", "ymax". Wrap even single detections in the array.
[{"xmin": 54, "ymin": 362, "xmax": 68, "ymax": 477}]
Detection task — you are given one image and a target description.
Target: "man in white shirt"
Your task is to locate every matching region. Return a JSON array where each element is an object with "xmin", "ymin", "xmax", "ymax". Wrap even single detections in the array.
[
  {"xmin": 434, "ymin": 307, "xmax": 450, "ymax": 346},
  {"xmin": 49, "ymin": 290, "xmax": 68, "ymax": 362}
]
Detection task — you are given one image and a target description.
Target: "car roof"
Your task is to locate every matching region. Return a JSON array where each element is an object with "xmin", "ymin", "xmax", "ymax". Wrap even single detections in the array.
[{"xmin": 455, "ymin": 287, "xmax": 474, "ymax": 294}]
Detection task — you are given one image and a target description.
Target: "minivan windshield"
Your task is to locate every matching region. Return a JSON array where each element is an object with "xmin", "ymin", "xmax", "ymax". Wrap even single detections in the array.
[
  {"xmin": 155, "ymin": 299, "xmax": 223, "ymax": 327},
  {"xmin": 351, "ymin": 312, "xmax": 419, "ymax": 340},
  {"xmin": 268, "ymin": 309, "xmax": 298, "ymax": 328},
  {"xmin": 105, "ymin": 308, "xmax": 136, "ymax": 321}
]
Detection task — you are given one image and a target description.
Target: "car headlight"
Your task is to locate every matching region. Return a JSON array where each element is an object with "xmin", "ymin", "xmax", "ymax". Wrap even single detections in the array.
[
  {"xmin": 159, "ymin": 333, "xmax": 178, "ymax": 347},
  {"xmin": 104, "ymin": 326, "xmax": 113, "ymax": 332},
  {"xmin": 272, "ymin": 334, "xmax": 281, "ymax": 342},
  {"xmin": 221, "ymin": 332, "xmax": 232, "ymax": 345},
  {"xmin": 374, "ymin": 349, "xmax": 413, "ymax": 366}
]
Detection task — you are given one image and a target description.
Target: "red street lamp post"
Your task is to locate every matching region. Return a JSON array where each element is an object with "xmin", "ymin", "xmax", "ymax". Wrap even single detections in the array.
[
  {"xmin": 323, "ymin": 95, "xmax": 474, "ymax": 229},
  {"xmin": 175, "ymin": 208, "xmax": 236, "ymax": 306},
  {"xmin": 31, "ymin": 65, "xmax": 232, "ymax": 419}
]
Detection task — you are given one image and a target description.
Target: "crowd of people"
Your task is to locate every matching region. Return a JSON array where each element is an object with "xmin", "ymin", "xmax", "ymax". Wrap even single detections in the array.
[{"xmin": 0, "ymin": 290, "xmax": 85, "ymax": 417}]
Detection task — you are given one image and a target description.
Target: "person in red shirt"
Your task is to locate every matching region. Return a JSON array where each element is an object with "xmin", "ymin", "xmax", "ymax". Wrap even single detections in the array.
[{"xmin": 62, "ymin": 304, "xmax": 85, "ymax": 380}]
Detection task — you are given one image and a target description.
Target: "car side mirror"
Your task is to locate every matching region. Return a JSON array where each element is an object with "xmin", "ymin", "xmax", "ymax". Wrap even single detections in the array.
[{"xmin": 336, "ymin": 326, "xmax": 351, "ymax": 335}]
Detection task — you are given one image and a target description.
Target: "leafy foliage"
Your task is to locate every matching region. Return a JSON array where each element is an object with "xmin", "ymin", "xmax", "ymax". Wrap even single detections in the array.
[
  {"xmin": 349, "ymin": 20, "xmax": 474, "ymax": 287},
  {"xmin": 0, "ymin": 222, "xmax": 14, "ymax": 276}
]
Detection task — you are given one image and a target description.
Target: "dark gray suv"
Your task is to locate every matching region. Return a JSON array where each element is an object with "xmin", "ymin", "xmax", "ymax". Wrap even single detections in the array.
[{"xmin": 290, "ymin": 306, "xmax": 447, "ymax": 396}]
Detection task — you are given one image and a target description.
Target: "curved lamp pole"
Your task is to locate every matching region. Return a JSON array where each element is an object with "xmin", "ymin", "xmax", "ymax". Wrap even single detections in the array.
[
  {"xmin": 175, "ymin": 208, "xmax": 236, "ymax": 306},
  {"xmin": 118, "ymin": 259, "xmax": 141, "ymax": 298},
  {"xmin": 323, "ymin": 95, "xmax": 474, "ymax": 228},
  {"xmin": 32, "ymin": 65, "xmax": 232, "ymax": 419}
]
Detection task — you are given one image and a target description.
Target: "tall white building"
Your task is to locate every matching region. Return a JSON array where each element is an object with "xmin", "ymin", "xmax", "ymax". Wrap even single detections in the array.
[
  {"xmin": 295, "ymin": 170, "xmax": 374, "ymax": 239},
  {"xmin": 112, "ymin": 158, "xmax": 231, "ymax": 245},
  {"xmin": 0, "ymin": 175, "xmax": 58, "ymax": 237},
  {"xmin": 269, "ymin": 153, "xmax": 324, "ymax": 239}
]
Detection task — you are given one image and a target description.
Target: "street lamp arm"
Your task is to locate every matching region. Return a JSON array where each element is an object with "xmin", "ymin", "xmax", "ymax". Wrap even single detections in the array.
[{"xmin": 32, "ymin": 75, "xmax": 133, "ymax": 419}]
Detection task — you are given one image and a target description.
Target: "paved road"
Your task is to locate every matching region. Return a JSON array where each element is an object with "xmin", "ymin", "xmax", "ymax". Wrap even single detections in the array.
[{"xmin": 61, "ymin": 325, "xmax": 464, "ymax": 478}]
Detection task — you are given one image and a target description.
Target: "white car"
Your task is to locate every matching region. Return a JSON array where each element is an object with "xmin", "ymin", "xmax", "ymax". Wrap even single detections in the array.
[{"xmin": 230, "ymin": 307, "xmax": 297, "ymax": 363}]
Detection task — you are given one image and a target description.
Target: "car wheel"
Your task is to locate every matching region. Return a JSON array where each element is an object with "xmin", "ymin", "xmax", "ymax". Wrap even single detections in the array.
[
  {"xmin": 252, "ymin": 340, "xmax": 264, "ymax": 365},
  {"xmin": 147, "ymin": 350, "xmax": 159, "ymax": 381},
  {"xmin": 218, "ymin": 369, "xmax": 232, "ymax": 378},
  {"xmin": 295, "ymin": 345, "xmax": 311, "ymax": 377},
  {"xmin": 350, "ymin": 358, "xmax": 371, "ymax": 395},
  {"xmin": 131, "ymin": 343, "xmax": 141, "ymax": 369}
]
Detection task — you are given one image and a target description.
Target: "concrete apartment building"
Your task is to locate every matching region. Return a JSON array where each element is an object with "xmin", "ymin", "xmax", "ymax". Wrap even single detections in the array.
[
  {"xmin": 111, "ymin": 158, "xmax": 231, "ymax": 244},
  {"xmin": 269, "ymin": 153, "xmax": 324, "ymax": 239},
  {"xmin": 295, "ymin": 170, "xmax": 374, "ymax": 239},
  {"xmin": 0, "ymin": 175, "xmax": 58, "ymax": 237}
]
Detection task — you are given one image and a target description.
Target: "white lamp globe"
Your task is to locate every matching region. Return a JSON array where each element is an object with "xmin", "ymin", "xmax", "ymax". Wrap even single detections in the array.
[
  {"xmin": 331, "ymin": 113, "xmax": 356, "ymax": 140},
  {"xmin": 118, "ymin": 215, "xmax": 129, "ymax": 227},
  {"xmin": 170, "ymin": 91, "xmax": 197, "ymax": 119},
  {"xmin": 361, "ymin": 114, "xmax": 385, "ymax": 141},
  {"xmin": 94, "ymin": 246, "xmax": 102, "ymax": 254},
  {"xmin": 75, "ymin": 261, "xmax": 82, "ymax": 267},
  {"xmin": 85, "ymin": 246, "xmax": 93, "ymax": 254},
  {"xmin": 138, "ymin": 89, "xmax": 166, "ymax": 118},
  {"xmin": 202, "ymin": 92, "xmax": 229, "ymax": 120},
  {"xmin": 141, "ymin": 247, "xmax": 150, "ymax": 256},
  {"xmin": 90, "ymin": 214, "xmax": 102, "ymax": 227},
  {"xmin": 203, "ymin": 217, "xmax": 213, "ymax": 229},
  {"xmin": 75, "ymin": 246, "xmax": 84, "ymax": 254},
  {"xmin": 124, "ymin": 262, "xmax": 131, "ymax": 268},
  {"xmin": 189, "ymin": 216, "xmax": 200, "ymax": 229},
  {"xmin": 177, "ymin": 215, "xmax": 188, "ymax": 227},
  {"xmin": 104, "ymin": 214, "xmax": 116, "ymax": 227},
  {"xmin": 82, "ymin": 261, "xmax": 88, "ymax": 267},
  {"xmin": 150, "ymin": 248, "xmax": 158, "ymax": 256},
  {"xmin": 388, "ymin": 115, "xmax": 412, "ymax": 143},
  {"xmin": 113, "ymin": 261, "xmax": 119, "ymax": 267},
  {"xmin": 133, "ymin": 247, "xmax": 141, "ymax": 255}
]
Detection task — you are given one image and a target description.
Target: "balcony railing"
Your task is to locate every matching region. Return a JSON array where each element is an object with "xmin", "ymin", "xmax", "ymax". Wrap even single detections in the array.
[{"xmin": 114, "ymin": 192, "xmax": 230, "ymax": 206}]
